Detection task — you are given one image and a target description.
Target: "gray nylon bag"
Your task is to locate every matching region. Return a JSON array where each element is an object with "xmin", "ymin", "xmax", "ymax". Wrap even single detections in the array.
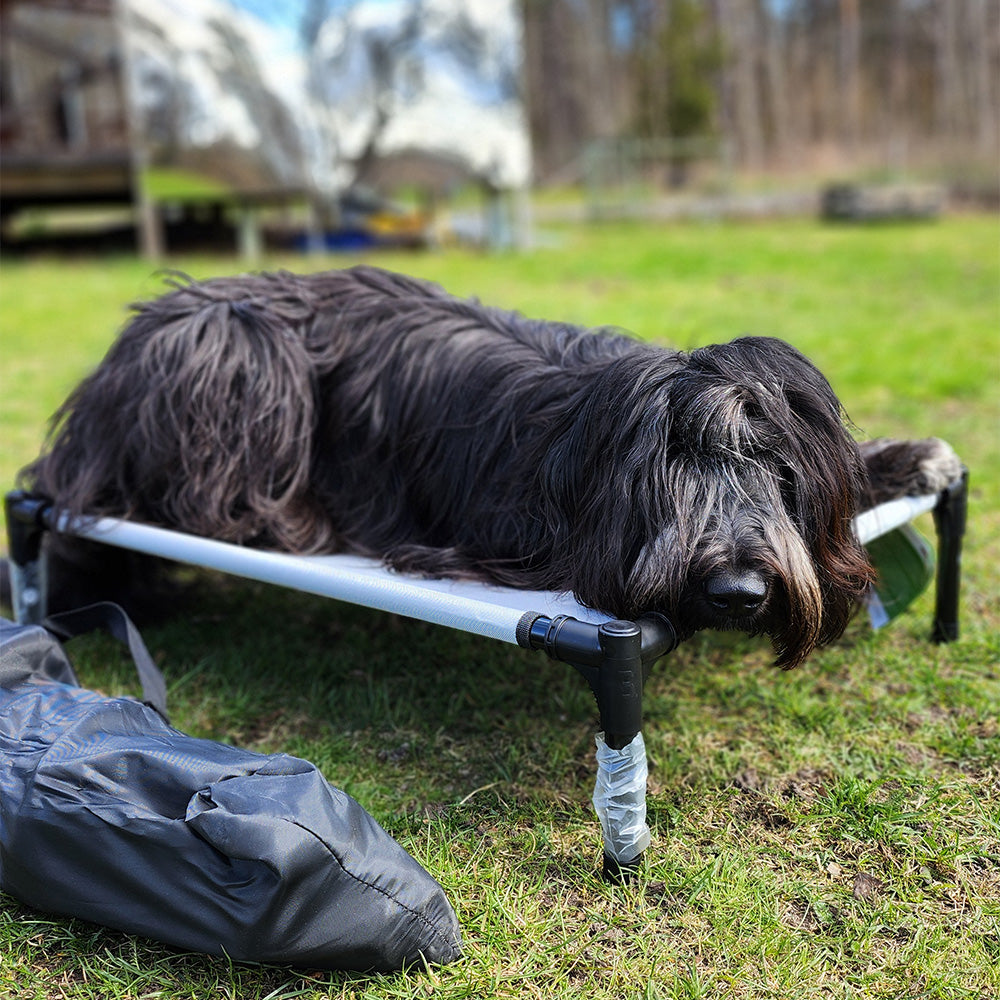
[{"xmin": 0, "ymin": 609, "xmax": 462, "ymax": 971}]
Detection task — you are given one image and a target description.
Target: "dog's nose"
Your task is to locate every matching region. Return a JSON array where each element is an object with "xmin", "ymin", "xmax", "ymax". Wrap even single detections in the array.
[{"xmin": 704, "ymin": 571, "xmax": 768, "ymax": 617}]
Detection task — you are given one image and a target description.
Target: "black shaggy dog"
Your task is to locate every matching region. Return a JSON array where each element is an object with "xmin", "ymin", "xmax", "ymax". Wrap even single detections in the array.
[{"xmin": 21, "ymin": 266, "xmax": 962, "ymax": 667}]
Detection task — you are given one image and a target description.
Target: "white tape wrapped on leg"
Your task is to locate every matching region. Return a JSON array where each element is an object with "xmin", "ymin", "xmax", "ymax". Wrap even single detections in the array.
[{"xmin": 593, "ymin": 731, "xmax": 651, "ymax": 864}]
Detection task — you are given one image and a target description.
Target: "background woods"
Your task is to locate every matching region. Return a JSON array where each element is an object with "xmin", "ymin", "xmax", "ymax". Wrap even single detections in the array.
[{"xmin": 521, "ymin": 0, "xmax": 1000, "ymax": 186}]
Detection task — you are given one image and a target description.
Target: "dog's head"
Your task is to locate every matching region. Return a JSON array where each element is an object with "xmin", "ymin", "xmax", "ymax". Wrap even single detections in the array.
[{"xmin": 564, "ymin": 336, "xmax": 875, "ymax": 668}]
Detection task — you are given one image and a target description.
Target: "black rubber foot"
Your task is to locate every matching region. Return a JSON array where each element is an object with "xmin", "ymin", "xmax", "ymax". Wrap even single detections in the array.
[
  {"xmin": 931, "ymin": 620, "xmax": 959, "ymax": 643},
  {"xmin": 602, "ymin": 852, "xmax": 643, "ymax": 884}
]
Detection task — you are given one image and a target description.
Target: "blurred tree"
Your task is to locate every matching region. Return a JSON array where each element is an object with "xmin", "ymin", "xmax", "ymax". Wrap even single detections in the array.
[
  {"xmin": 519, "ymin": 0, "xmax": 998, "ymax": 185},
  {"xmin": 711, "ymin": 0, "xmax": 764, "ymax": 168},
  {"xmin": 632, "ymin": 0, "xmax": 721, "ymax": 143},
  {"xmin": 839, "ymin": 0, "xmax": 860, "ymax": 156},
  {"xmin": 520, "ymin": 0, "xmax": 626, "ymax": 181}
]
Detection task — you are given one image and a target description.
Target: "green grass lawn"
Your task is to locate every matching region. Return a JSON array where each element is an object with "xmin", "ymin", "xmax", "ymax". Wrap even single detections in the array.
[{"xmin": 1, "ymin": 216, "xmax": 998, "ymax": 999}]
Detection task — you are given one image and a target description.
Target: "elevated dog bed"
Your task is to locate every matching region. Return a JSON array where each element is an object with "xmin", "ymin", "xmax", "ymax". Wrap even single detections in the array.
[{"xmin": 4, "ymin": 477, "xmax": 967, "ymax": 878}]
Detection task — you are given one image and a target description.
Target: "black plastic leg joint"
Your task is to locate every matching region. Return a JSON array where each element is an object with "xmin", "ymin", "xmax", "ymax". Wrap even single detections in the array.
[
  {"xmin": 518, "ymin": 612, "xmax": 603, "ymax": 665},
  {"xmin": 596, "ymin": 620, "xmax": 643, "ymax": 746},
  {"xmin": 5, "ymin": 490, "xmax": 53, "ymax": 567},
  {"xmin": 5, "ymin": 490, "xmax": 54, "ymax": 624},
  {"xmin": 518, "ymin": 611, "xmax": 677, "ymax": 748}
]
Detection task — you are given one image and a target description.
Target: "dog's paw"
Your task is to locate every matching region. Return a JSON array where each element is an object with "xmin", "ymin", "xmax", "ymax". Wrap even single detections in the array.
[
  {"xmin": 912, "ymin": 437, "xmax": 964, "ymax": 495},
  {"xmin": 860, "ymin": 436, "xmax": 964, "ymax": 504}
]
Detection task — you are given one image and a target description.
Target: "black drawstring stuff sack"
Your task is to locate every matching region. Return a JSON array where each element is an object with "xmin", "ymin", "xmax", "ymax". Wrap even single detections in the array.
[{"xmin": 0, "ymin": 606, "xmax": 462, "ymax": 971}]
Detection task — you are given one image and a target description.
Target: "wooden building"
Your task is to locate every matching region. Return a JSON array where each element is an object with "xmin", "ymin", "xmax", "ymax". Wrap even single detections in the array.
[{"xmin": 0, "ymin": 0, "xmax": 160, "ymax": 251}]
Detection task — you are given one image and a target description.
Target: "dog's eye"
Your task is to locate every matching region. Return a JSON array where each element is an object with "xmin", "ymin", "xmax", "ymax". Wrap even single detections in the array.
[{"xmin": 778, "ymin": 466, "xmax": 798, "ymax": 512}]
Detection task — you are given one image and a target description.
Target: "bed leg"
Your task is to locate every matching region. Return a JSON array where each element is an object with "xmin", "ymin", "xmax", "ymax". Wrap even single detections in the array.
[
  {"xmin": 517, "ymin": 612, "xmax": 676, "ymax": 882},
  {"xmin": 5, "ymin": 490, "xmax": 51, "ymax": 625},
  {"xmin": 591, "ymin": 620, "xmax": 649, "ymax": 882},
  {"xmin": 931, "ymin": 471, "xmax": 968, "ymax": 643}
]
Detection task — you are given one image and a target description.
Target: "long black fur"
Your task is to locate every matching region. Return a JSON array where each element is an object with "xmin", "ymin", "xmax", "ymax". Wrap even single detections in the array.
[{"xmin": 21, "ymin": 266, "xmax": 961, "ymax": 667}]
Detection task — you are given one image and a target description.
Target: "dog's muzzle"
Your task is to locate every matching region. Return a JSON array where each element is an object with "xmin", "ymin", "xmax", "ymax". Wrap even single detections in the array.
[{"xmin": 703, "ymin": 569, "xmax": 769, "ymax": 620}]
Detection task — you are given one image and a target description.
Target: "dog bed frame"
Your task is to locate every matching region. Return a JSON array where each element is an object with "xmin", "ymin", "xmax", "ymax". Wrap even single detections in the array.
[{"xmin": 4, "ymin": 478, "xmax": 968, "ymax": 878}]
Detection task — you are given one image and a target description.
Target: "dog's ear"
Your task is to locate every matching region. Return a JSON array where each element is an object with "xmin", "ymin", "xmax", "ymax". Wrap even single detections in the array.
[
  {"xmin": 538, "ymin": 351, "xmax": 684, "ymax": 617},
  {"xmin": 733, "ymin": 338, "xmax": 875, "ymax": 648}
]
